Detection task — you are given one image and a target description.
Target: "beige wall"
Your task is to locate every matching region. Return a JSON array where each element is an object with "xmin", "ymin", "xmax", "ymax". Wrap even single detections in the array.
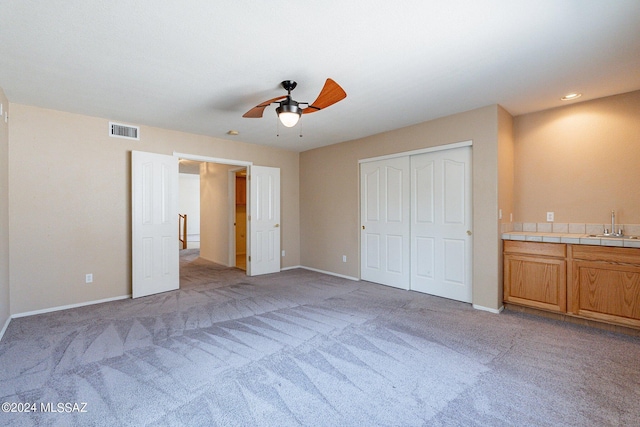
[
  {"xmin": 200, "ymin": 162, "xmax": 235, "ymax": 265},
  {"xmin": 0, "ymin": 88, "xmax": 9, "ymax": 329},
  {"xmin": 514, "ymin": 90, "xmax": 640, "ymax": 224},
  {"xmin": 300, "ymin": 105, "xmax": 505, "ymax": 311},
  {"xmin": 497, "ymin": 106, "xmax": 515, "ymax": 302},
  {"xmin": 8, "ymin": 104, "xmax": 299, "ymax": 314},
  {"xmin": 5, "ymin": 88, "xmax": 638, "ymax": 319}
]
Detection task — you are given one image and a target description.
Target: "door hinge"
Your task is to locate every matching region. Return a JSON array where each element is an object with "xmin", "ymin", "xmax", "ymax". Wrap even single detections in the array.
[
  {"xmin": 248, "ymin": 256, "xmax": 251, "ymax": 262},
  {"xmin": 248, "ymin": 215, "xmax": 251, "ymax": 221}
]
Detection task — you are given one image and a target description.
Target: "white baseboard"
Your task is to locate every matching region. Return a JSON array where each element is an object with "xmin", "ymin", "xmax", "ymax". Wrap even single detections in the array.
[
  {"xmin": 0, "ymin": 315, "xmax": 11, "ymax": 343},
  {"xmin": 280, "ymin": 265, "xmax": 302, "ymax": 272},
  {"xmin": 11, "ymin": 294, "xmax": 131, "ymax": 319},
  {"xmin": 473, "ymin": 304, "xmax": 504, "ymax": 314},
  {"xmin": 293, "ymin": 266, "xmax": 360, "ymax": 281}
]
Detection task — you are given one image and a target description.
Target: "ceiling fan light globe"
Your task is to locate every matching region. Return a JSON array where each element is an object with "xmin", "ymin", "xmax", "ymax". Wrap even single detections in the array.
[
  {"xmin": 276, "ymin": 104, "xmax": 302, "ymax": 127},
  {"xmin": 278, "ymin": 112, "xmax": 300, "ymax": 127}
]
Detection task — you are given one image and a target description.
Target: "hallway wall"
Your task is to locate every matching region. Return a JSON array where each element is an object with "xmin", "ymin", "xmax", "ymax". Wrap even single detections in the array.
[
  {"xmin": 8, "ymin": 104, "xmax": 299, "ymax": 314},
  {"xmin": 179, "ymin": 172, "xmax": 201, "ymax": 248}
]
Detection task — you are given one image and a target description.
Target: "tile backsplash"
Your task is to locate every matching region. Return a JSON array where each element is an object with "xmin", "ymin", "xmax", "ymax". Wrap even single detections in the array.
[{"xmin": 504, "ymin": 222, "xmax": 640, "ymax": 236}]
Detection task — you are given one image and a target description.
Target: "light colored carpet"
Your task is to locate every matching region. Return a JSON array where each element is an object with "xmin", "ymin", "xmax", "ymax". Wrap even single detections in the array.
[{"xmin": 1, "ymin": 250, "xmax": 639, "ymax": 426}]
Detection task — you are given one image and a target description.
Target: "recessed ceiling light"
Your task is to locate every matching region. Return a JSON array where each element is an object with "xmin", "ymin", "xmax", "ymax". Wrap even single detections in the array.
[
  {"xmin": 227, "ymin": 130, "xmax": 239, "ymax": 136},
  {"xmin": 561, "ymin": 93, "xmax": 582, "ymax": 101}
]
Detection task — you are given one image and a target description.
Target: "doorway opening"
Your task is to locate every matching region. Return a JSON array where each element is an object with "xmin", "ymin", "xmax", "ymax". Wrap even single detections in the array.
[
  {"xmin": 233, "ymin": 169, "xmax": 247, "ymax": 270},
  {"xmin": 174, "ymin": 152, "xmax": 282, "ymax": 278},
  {"xmin": 132, "ymin": 150, "xmax": 281, "ymax": 298},
  {"xmin": 178, "ymin": 159, "xmax": 202, "ymax": 250},
  {"xmin": 177, "ymin": 158, "xmax": 248, "ymax": 272}
]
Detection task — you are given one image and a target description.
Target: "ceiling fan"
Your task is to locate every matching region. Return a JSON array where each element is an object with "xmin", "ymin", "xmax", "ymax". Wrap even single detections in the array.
[{"xmin": 243, "ymin": 78, "xmax": 347, "ymax": 128}]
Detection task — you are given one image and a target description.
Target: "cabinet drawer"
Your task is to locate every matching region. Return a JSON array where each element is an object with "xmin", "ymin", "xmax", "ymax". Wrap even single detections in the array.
[
  {"xmin": 572, "ymin": 245, "xmax": 640, "ymax": 265},
  {"xmin": 504, "ymin": 240, "xmax": 566, "ymax": 258}
]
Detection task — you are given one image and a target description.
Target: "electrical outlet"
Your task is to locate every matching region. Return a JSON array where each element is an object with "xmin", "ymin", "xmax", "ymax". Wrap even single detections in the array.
[
  {"xmin": 499, "ymin": 209, "xmax": 503, "ymax": 220},
  {"xmin": 85, "ymin": 274, "xmax": 93, "ymax": 283},
  {"xmin": 342, "ymin": 255, "xmax": 347, "ymax": 263},
  {"xmin": 546, "ymin": 212, "xmax": 554, "ymax": 222},
  {"xmin": 281, "ymin": 250, "xmax": 285, "ymax": 257}
]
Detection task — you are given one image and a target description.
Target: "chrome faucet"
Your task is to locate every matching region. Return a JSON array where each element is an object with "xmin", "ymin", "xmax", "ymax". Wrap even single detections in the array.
[
  {"xmin": 606, "ymin": 210, "xmax": 623, "ymax": 237},
  {"xmin": 610, "ymin": 210, "xmax": 615, "ymax": 235}
]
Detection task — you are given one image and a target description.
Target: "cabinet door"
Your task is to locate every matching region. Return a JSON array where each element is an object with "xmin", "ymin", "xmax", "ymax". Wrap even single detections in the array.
[
  {"xmin": 236, "ymin": 176, "xmax": 246, "ymax": 205},
  {"xmin": 504, "ymin": 254, "xmax": 566, "ymax": 312},
  {"xmin": 570, "ymin": 260, "xmax": 640, "ymax": 328}
]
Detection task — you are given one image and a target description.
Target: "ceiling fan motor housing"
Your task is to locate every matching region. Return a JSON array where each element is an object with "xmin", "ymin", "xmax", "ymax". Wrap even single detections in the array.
[
  {"xmin": 281, "ymin": 80, "xmax": 297, "ymax": 92},
  {"xmin": 276, "ymin": 102, "xmax": 301, "ymax": 115}
]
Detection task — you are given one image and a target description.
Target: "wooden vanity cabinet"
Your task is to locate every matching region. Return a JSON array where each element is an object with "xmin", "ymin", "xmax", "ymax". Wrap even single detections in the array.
[
  {"xmin": 503, "ymin": 241, "xmax": 567, "ymax": 313},
  {"xmin": 569, "ymin": 245, "xmax": 640, "ymax": 328}
]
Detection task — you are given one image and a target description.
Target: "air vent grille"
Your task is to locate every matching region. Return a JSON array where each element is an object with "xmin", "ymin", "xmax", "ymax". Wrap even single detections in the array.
[{"xmin": 109, "ymin": 122, "xmax": 139, "ymax": 140}]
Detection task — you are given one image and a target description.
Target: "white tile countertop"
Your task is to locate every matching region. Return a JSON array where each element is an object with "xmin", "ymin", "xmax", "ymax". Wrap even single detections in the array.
[{"xmin": 501, "ymin": 232, "xmax": 640, "ymax": 248}]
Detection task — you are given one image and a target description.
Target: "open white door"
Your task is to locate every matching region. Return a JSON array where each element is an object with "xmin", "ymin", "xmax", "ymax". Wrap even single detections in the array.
[
  {"xmin": 247, "ymin": 165, "xmax": 280, "ymax": 276},
  {"xmin": 132, "ymin": 151, "xmax": 179, "ymax": 298},
  {"xmin": 360, "ymin": 157, "xmax": 411, "ymax": 290}
]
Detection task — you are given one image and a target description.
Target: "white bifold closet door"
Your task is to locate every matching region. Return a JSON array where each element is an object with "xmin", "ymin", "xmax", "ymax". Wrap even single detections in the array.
[
  {"xmin": 360, "ymin": 156, "xmax": 411, "ymax": 290},
  {"xmin": 360, "ymin": 145, "xmax": 472, "ymax": 303},
  {"xmin": 410, "ymin": 147, "xmax": 472, "ymax": 303}
]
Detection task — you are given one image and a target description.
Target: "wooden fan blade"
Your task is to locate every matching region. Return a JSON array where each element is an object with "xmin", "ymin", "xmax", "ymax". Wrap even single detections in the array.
[
  {"xmin": 242, "ymin": 95, "xmax": 288, "ymax": 118},
  {"xmin": 303, "ymin": 78, "xmax": 347, "ymax": 114}
]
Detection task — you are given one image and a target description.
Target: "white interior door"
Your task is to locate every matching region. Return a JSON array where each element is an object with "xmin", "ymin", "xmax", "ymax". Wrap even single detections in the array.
[
  {"xmin": 132, "ymin": 151, "xmax": 179, "ymax": 298},
  {"xmin": 248, "ymin": 165, "xmax": 280, "ymax": 276},
  {"xmin": 360, "ymin": 157, "xmax": 411, "ymax": 289},
  {"xmin": 411, "ymin": 147, "xmax": 472, "ymax": 302}
]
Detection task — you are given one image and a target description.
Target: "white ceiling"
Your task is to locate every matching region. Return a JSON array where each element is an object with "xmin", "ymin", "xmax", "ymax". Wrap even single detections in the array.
[{"xmin": 1, "ymin": 1, "xmax": 639, "ymax": 152}]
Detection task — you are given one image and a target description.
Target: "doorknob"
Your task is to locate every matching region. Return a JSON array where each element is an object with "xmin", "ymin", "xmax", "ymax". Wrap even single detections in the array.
[
  {"xmin": 274, "ymin": 224, "xmax": 280, "ymax": 228},
  {"xmin": 467, "ymin": 230, "xmax": 472, "ymax": 235},
  {"xmin": 362, "ymin": 225, "xmax": 365, "ymax": 230}
]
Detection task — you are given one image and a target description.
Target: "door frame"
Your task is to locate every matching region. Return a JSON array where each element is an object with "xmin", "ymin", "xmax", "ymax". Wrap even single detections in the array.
[
  {"xmin": 228, "ymin": 166, "xmax": 247, "ymax": 268},
  {"xmin": 358, "ymin": 140, "xmax": 473, "ymax": 298}
]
